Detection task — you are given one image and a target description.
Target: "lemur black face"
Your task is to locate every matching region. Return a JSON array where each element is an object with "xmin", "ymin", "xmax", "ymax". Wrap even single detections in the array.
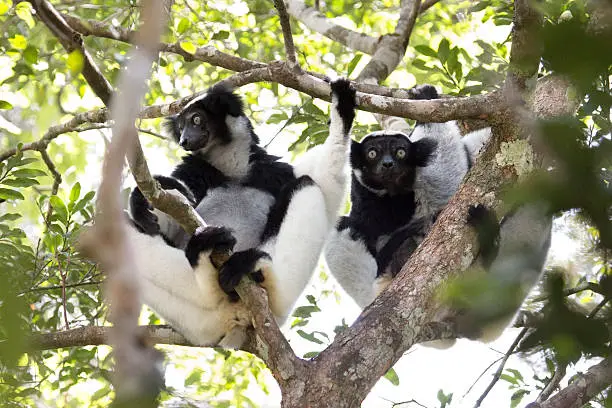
[
  {"xmin": 351, "ymin": 133, "xmax": 437, "ymax": 194},
  {"xmin": 165, "ymin": 84, "xmax": 246, "ymax": 151},
  {"xmin": 175, "ymin": 107, "xmax": 211, "ymax": 151}
]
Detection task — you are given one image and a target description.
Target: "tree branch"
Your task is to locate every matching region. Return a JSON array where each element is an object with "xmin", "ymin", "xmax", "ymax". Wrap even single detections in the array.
[
  {"xmin": 78, "ymin": 2, "xmax": 168, "ymax": 404},
  {"xmin": 474, "ymin": 328, "xmax": 528, "ymax": 407},
  {"xmin": 29, "ymin": 0, "xmax": 113, "ymax": 105},
  {"xmin": 30, "ymin": 325, "xmax": 193, "ymax": 350},
  {"xmin": 529, "ymin": 357, "xmax": 612, "ymax": 408},
  {"xmin": 285, "ymin": 0, "xmax": 379, "ymax": 54}
]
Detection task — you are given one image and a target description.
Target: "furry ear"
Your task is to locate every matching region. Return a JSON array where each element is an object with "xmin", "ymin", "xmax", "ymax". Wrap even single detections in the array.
[
  {"xmin": 205, "ymin": 84, "xmax": 244, "ymax": 117},
  {"xmin": 349, "ymin": 139, "xmax": 364, "ymax": 169},
  {"xmin": 163, "ymin": 115, "xmax": 181, "ymax": 144},
  {"xmin": 409, "ymin": 138, "xmax": 438, "ymax": 167},
  {"xmin": 409, "ymin": 84, "xmax": 440, "ymax": 100}
]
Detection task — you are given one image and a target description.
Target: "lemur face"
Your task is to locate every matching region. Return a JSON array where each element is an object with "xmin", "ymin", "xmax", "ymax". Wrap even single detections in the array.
[
  {"xmin": 351, "ymin": 132, "xmax": 437, "ymax": 194},
  {"xmin": 165, "ymin": 84, "xmax": 245, "ymax": 152}
]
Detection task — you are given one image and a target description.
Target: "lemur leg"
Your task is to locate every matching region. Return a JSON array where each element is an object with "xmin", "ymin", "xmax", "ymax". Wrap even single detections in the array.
[
  {"xmin": 127, "ymin": 225, "xmax": 244, "ymax": 346},
  {"xmin": 324, "ymin": 227, "xmax": 378, "ymax": 308},
  {"xmin": 294, "ymin": 79, "xmax": 356, "ymax": 227}
]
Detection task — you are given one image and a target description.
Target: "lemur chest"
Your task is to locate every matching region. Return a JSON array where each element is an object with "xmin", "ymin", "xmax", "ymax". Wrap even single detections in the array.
[{"xmin": 196, "ymin": 185, "xmax": 275, "ymax": 251}]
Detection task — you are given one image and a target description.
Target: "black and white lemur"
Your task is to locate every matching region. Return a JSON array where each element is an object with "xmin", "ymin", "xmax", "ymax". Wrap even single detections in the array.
[
  {"xmin": 324, "ymin": 84, "xmax": 552, "ymax": 342},
  {"xmin": 127, "ymin": 79, "xmax": 356, "ymax": 348}
]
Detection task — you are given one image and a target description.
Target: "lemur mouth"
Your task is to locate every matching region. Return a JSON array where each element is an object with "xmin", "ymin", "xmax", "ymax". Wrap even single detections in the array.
[{"xmin": 182, "ymin": 133, "xmax": 209, "ymax": 151}]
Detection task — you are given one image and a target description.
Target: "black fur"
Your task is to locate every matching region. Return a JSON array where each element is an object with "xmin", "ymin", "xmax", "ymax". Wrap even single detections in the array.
[
  {"xmin": 245, "ymin": 145, "xmax": 297, "ymax": 198},
  {"xmin": 185, "ymin": 226, "xmax": 237, "ymax": 268},
  {"xmin": 130, "ymin": 175, "xmax": 197, "ymax": 237},
  {"xmin": 218, "ymin": 248, "xmax": 271, "ymax": 301},
  {"xmin": 375, "ymin": 217, "xmax": 426, "ymax": 276},
  {"xmin": 467, "ymin": 204, "xmax": 500, "ymax": 270},
  {"xmin": 330, "ymin": 79, "xmax": 357, "ymax": 135},
  {"xmin": 261, "ymin": 175, "xmax": 315, "ymax": 242},
  {"xmin": 170, "ymin": 155, "xmax": 228, "ymax": 202},
  {"xmin": 409, "ymin": 84, "xmax": 440, "ymax": 100},
  {"xmin": 341, "ymin": 177, "xmax": 417, "ymax": 256}
]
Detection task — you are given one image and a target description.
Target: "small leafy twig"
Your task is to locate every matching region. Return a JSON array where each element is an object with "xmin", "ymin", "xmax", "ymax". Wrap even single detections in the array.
[{"xmin": 474, "ymin": 327, "xmax": 529, "ymax": 407}]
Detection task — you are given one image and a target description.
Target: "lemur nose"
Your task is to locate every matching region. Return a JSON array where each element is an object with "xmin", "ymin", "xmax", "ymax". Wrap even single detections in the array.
[{"xmin": 382, "ymin": 161, "xmax": 394, "ymax": 168}]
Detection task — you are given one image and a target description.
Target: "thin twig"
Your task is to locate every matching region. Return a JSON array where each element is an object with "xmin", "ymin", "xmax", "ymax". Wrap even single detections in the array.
[
  {"xmin": 536, "ymin": 363, "xmax": 567, "ymax": 403},
  {"xmin": 474, "ymin": 327, "xmax": 529, "ymax": 407},
  {"xmin": 38, "ymin": 149, "xmax": 62, "ymax": 226},
  {"xmin": 272, "ymin": 0, "xmax": 300, "ymax": 70},
  {"xmin": 20, "ymin": 280, "xmax": 103, "ymax": 295}
]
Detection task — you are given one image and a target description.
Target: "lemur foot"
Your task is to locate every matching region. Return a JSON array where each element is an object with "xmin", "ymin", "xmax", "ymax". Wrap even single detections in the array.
[
  {"xmin": 408, "ymin": 84, "xmax": 440, "ymax": 100},
  {"xmin": 185, "ymin": 226, "xmax": 237, "ymax": 268},
  {"xmin": 330, "ymin": 78, "xmax": 357, "ymax": 134},
  {"xmin": 467, "ymin": 204, "xmax": 500, "ymax": 269},
  {"xmin": 129, "ymin": 187, "xmax": 160, "ymax": 236},
  {"xmin": 218, "ymin": 249, "xmax": 272, "ymax": 302}
]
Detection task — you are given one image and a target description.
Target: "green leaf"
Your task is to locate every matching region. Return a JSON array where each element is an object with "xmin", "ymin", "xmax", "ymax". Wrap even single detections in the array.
[
  {"xmin": 383, "ymin": 367, "xmax": 399, "ymax": 386},
  {"xmin": 438, "ymin": 39, "xmax": 450, "ymax": 63},
  {"xmin": 347, "ymin": 53, "xmax": 363, "ymax": 76},
  {"xmin": 0, "ymin": 1, "xmax": 9, "ymax": 16},
  {"xmin": 296, "ymin": 330, "xmax": 323, "ymax": 344},
  {"xmin": 69, "ymin": 182, "xmax": 81, "ymax": 203},
  {"xmin": 177, "ymin": 17, "xmax": 191, "ymax": 34},
  {"xmin": 415, "ymin": 45, "xmax": 438, "ymax": 58},
  {"xmin": 10, "ymin": 168, "xmax": 47, "ymax": 178},
  {"xmin": 23, "ymin": 46, "xmax": 38, "ymax": 65},
  {"xmin": 302, "ymin": 351, "xmax": 320, "ymax": 358},
  {"xmin": 411, "ymin": 59, "xmax": 429, "ymax": 71},
  {"xmin": 510, "ymin": 389, "xmax": 529, "ymax": 408},
  {"xmin": 2, "ymin": 178, "xmax": 39, "ymax": 187},
  {"xmin": 67, "ymin": 50, "xmax": 84, "ymax": 74},
  {"xmin": 8, "ymin": 34, "xmax": 27, "ymax": 50},
  {"xmin": 500, "ymin": 373, "xmax": 518, "ymax": 385},
  {"xmin": 15, "ymin": 2, "xmax": 35, "ymax": 28},
  {"xmin": 306, "ymin": 294, "xmax": 316, "ymax": 305},
  {"xmin": 49, "ymin": 196, "xmax": 68, "ymax": 224},
  {"xmin": 180, "ymin": 42, "xmax": 197, "ymax": 54},
  {"xmin": 0, "ymin": 213, "xmax": 21, "ymax": 222},
  {"xmin": 212, "ymin": 30, "xmax": 230, "ymax": 40},
  {"xmin": 0, "ymin": 188, "xmax": 24, "ymax": 201},
  {"xmin": 14, "ymin": 158, "xmax": 38, "ymax": 167},
  {"xmin": 0, "ymin": 100, "xmax": 13, "ymax": 110},
  {"xmin": 292, "ymin": 305, "xmax": 320, "ymax": 318}
]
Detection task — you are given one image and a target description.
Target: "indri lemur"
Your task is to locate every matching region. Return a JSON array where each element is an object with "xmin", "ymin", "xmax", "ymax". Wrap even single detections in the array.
[{"xmin": 128, "ymin": 80, "xmax": 356, "ymax": 348}]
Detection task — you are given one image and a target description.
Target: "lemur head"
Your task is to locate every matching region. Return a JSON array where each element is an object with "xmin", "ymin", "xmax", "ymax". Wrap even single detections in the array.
[
  {"xmin": 165, "ymin": 84, "xmax": 258, "ymax": 152},
  {"xmin": 350, "ymin": 132, "xmax": 437, "ymax": 195}
]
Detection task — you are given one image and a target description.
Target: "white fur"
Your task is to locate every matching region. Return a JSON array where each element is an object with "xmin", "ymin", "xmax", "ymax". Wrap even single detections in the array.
[
  {"xmin": 324, "ymin": 228, "xmax": 378, "ymax": 308},
  {"xmin": 127, "ymin": 226, "xmax": 250, "ymax": 347},
  {"xmin": 462, "ymin": 128, "xmax": 491, "ymax": 161},
  {"xmin": 133, "ymin": 86, "xmax": 353, "ymax": 348},
  {"xmin": 202, "ymin": 116, "xmax": 252, "ymax": 179},
  {"xmin": 260, "ymin": 185, "xmax": 329, "ymax": 320}
]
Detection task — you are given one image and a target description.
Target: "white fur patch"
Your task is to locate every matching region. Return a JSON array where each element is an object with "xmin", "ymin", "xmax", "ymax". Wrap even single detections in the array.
[{"xmin": 324, "ymin": 228, "xmax": 377, "ymax": 308}]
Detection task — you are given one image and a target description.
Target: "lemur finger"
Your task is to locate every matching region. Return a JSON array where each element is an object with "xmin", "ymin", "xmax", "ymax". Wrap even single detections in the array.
[{"xmin": 218, "ymin": 249, "xmax": 271, "ymax": 298}]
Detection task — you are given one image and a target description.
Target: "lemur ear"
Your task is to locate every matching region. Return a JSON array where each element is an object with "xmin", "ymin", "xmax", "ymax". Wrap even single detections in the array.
[
  {"xmin": 163, "ymin": 115, "xmax": 181, "ymax": 143},
  {"xmin": 409, "ymin": 138, "xmax": 438, "ymax": 167},
  {"xmin": 349, "ymin": 139, "xmax": 364, "ymax": 169},
  {"xmin": 205, "ymin": 84, "xmax": 244, "ymax": 117}
]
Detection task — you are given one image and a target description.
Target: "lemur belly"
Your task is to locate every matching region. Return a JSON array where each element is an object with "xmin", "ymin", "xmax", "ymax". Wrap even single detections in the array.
[{"xmin": 195, "ymin": 185, "xmax": 275, "ymax": 251}]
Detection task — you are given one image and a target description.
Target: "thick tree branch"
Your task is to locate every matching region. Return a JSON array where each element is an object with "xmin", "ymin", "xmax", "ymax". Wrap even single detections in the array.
[
  {"xmin": 505, "ymin": 0, "xmax": 543, "ymax": 94},
  {"xmin": 356, "ymin": 0, "xmax": 421, "ymax": 82},
  {"xmin": 285, "ymin": 0, "xmax": 379, "ymax": 54},
  {"xmin": 29, "ymin": 0, "xmax": 113, "ymax": 105},
  {"xmin": 529, "ymin": 357, "xmax": 612, "ymax": 408}
]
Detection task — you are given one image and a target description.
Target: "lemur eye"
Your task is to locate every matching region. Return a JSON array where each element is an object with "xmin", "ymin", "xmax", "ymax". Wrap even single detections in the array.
[
  {"xmin": 367, "ymin": 149, "xmax": 377, "ymax": 159},
  {"xmin": 396, "ymin": 148, "xmax": 406, "ymax": 159},
  {"xmin": 192, "ymin": 115, "xmax": 201, "ymax": 126}
]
